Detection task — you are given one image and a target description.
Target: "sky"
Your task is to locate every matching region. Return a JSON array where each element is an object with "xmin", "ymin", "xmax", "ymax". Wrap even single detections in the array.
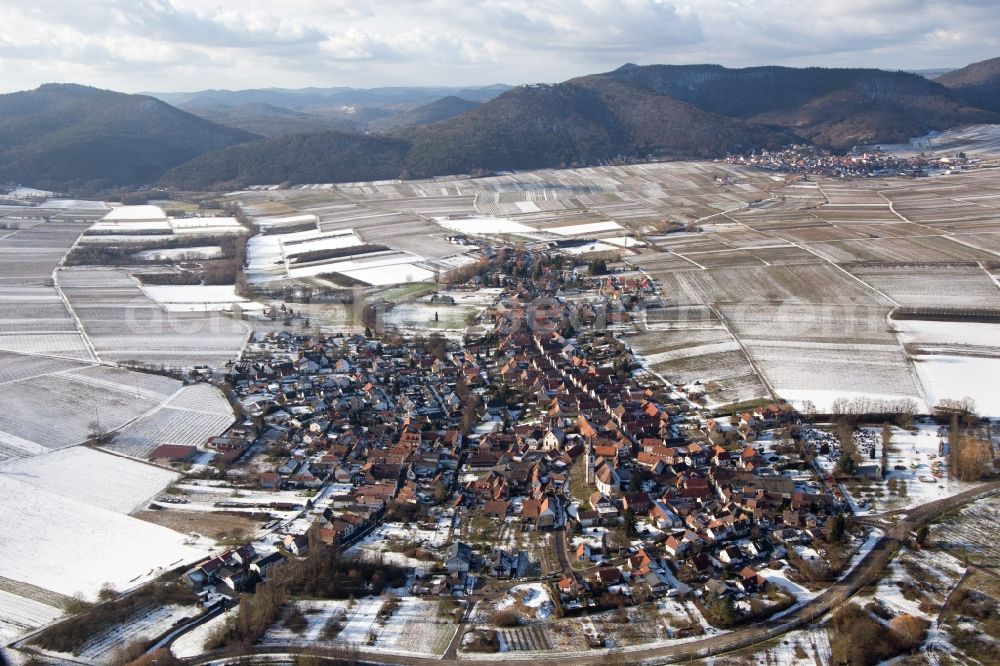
[{"xmin": 0, "ymin": 0, "xmax": 998, "ymax": 93}]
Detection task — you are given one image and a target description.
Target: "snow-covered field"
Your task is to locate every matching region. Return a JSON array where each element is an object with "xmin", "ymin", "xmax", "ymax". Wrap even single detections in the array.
[
  {"xmin": 171, "ymin": 608, "xmax": 236, "ymax": 658},
  {"xmin": 0, "ymin": 365, "xmax": 180, "ymax": 459},
  {"xmin": 0, "ymin": 589, "xmax": 63, "ymax": 648},
  {"xmin": 261, "ymin": 597, "xmax": 456, "ymax": 658},
  {"xmin": 339, "ymin": 262, "xmax": 436, "ymax": 286},
  {"xmin": 141, "ymin": 285, "xmax": 250, "ymax": 312},
  {"xmin": 61, "ymin": 268, "xmax": 251, "ymax": 368},
  {"xmin": 0, "ymin": 447, "xmax": 178, "ymax": 513},
  {"xmin": 107, "ymin": 383, "xmax": 234, "ymax": 459},
  {"xmin": 911, "ymin": 355, "xmax": 1000, "ymax": 417},
  {"xmin": 77, "ymin": 603, "xmax": 196, "ymax": 662},
  {"xmin": 130, "ymin": 246, "xmax": 223, "ymax": 261},
  {"xmin": 433, "ymin": 216, "xmax": 536, "ymax": 235},
  {"xmin": 546, "ymin": 221, "xmax": 623, "ymax": 236},
  {"xmin": 0, "ymin": 469, "xmax": 207, "ymax": 600}
]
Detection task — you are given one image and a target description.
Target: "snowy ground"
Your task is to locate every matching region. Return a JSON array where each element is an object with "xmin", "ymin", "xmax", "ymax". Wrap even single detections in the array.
[
  {"xmin": 171, "ymin": 608, "xmax": 236, "ymax": 658},
  {"xmin": 546, "ymin": 221, "xmax": 623, "ymax": 236},
  {"xmin": 0, "ymin": 446, "xmax": 179, "ymax": 513},
  {"xmin": 261, "ymin": 597, "xmax": 456, "ymax": 658},
  {"xmin": 141, "ymin": 285, "xmax": 250, "ymax": 313},
  {"xmin": 0, "ymin": 589, "xmax": 63, "ymax": 649},
  {"xmin": 813, "ymin": 424, "xmax": 980, "ymax": 513},
  {"xmin": 106, "ymin": 383, "xmax": 235, "ymax": 459},
  {"xmin": 432, "ymin": 216, "xmax": 536, "ymax": 235},
  {"xmin": 130, "ymin": 246, "xmax": 223, "ymax": 261},
  {"xmin": 911, "ymin": 355, "xmax": 1000, "ymax": 417},
  {"xmin": 0, "ymin": 449, "xmax": 209, "ymax": 603},
  {"xmin": 76, "ymin": 603, "xmax": 197, "ymax": 662}
]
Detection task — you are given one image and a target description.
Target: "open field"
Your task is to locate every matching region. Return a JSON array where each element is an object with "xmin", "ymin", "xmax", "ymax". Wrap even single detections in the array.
[
  {"xmin": 0, "ymin": 452, "xmax": 207, "ymax": 601},
  {"xmin": 134, "ymin": 509, "xmax": 266, "ymax": 542},
  {"xmin": 0, "ymin": 446, "xmax": 179, "ymax": 513},
  {"xmin": 930, "ymin": 494, "xmax": 1000, "ymax": 566},
  {"xmin": 0, "ymin": 365, "xmax": 179, "ymax": 459},
  {"xmin": 106, "ymin": 383, "xmax": 235, "ymax": 459},
  {"xmin": 60, "ymin": 268, "xmax": 250, "ymax": 368}
]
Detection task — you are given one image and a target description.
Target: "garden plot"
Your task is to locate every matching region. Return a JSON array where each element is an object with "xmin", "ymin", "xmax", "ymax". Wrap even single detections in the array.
[
  {"xmin": 107, "ymin": 383, "xmax": 235, "ymax": 459},
  {"xmin": 848, "ymin": 264, "xmax": 1000, "ymax": 308},
  {"xmin": 736, "ymin": 628, "xmax": 832, "ymax": 666},
  {"xmin": 0, "ymin": 446, "xmax": 178, "ymax": 513},
  {"xmin": 0, "ymin": 473, "xmax": 207, "ymax": 600},
  {"xmin": 814, "ymin": 425, "xmax": 979, "ymax": 512},
  {"xmin": 384, "ymin": 303, "xmax": 476, "ymax": 332}
]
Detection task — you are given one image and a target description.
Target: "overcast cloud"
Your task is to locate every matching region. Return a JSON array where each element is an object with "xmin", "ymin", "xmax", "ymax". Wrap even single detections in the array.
[{"xmin": 0, "ymin": 0, "xmax": 997, "ymax": 93}]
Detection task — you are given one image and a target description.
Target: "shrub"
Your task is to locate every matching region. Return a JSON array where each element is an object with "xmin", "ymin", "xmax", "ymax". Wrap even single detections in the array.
[
  {"xmin": 492, "ymin": 609, "xmax": 520, "ymax": 627},
  {"xmin": 889, "ymin": 614, "xmax": 930, "ymax": 651}
]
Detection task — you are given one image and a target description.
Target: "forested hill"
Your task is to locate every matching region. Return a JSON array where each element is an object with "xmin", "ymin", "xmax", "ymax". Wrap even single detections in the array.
[
  {"xmin": 603, "ymin": 63, "xmax": 998, "ymax": 148},
  {"xmin": 162, "ymin": 76, "xmax": 795, "ymax": 189},
  {"xmin": 937, "ymin": 57, "xmax": 1000, "ymax": 113},
  {"xmin": 0, "ymin": 84, "xmax": 256, "ymax": 190}
]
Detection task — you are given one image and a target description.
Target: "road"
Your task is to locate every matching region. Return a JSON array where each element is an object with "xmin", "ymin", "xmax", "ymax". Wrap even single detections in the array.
[{"xmin": 181, "ymin": 481, "xmax": 1000, "ymax": 665}]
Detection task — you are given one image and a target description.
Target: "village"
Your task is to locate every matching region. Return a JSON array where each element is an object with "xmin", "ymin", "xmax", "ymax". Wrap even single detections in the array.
[{"xmin": 102, "ymin": 244, "xmax": 905, "ymax": 661}]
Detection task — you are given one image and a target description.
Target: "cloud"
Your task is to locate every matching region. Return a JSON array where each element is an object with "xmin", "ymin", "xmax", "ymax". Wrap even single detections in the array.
[{"xmin": 0, "ymin": 0, "xmax": 996, "ymax": 92}]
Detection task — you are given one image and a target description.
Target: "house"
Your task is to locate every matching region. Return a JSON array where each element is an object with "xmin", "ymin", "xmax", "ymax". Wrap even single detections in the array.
[
  {"xmin": 576, "ymin": 543, "xmax": 592, "ymax": 561},
  {"xmin": 250, "ymin": 552, "xmax": 285, "ymax": 578},
  {"xmin": 149, "ymin": 444, "xmax": 198, "ymax": 464},
  {"xmin": 483, "ymin": 500, "xmax": 509, "ymax": 519},
  {"xmin": 557, "ymin": 572, "xmax": 588, "ymax": 598},
  {"xmin": 716, "ymin": 545, "xmax": 743, "ymax": 568},
  {"xmin": 488, "ymin": 549, "xmax": 525, "ymax": 579},
  {"xmin": 641, "ymin": 570, "xmax": 672, "ymax": 596},
  {"xmin": 446, "ymin": 542, "xmax": 475, "ymax": 573},
  {"xmin": 576, "ymin": 509, "xmax": 599, "ymax": 528},
  {"xmin": 283, "ymin": 533, "xmax": 309, "ymax": 556}
]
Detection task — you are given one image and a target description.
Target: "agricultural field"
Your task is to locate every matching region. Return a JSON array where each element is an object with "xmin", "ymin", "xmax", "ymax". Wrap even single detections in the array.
[
  {"xmin": 75, "ymin": 602, "xmax": 196, "ymax": 663},
  {"xmin": 0, "ymin": 365, "xmax": 179, "ymax": 459},
  {"xmin": 60, "ymin": 268, "xmax": 250, "ymax": 368},
  {"xmin": 106, "ymin": 383, "xmax": 235, "ymax": 459},
  {"xmin": 930, "ymin": 494, "xmax": 1000, "ymax": 566},
  {"xmin": 0, "ymin": 589, "xmax": 64, "ymax": 650},
  {"xmin": 0, "ymin": 449, "xmax": 207, "ymax": 607},
  {"xmin": 0, "ymin": 446, "xmax": 179, "ymax": 513}
]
